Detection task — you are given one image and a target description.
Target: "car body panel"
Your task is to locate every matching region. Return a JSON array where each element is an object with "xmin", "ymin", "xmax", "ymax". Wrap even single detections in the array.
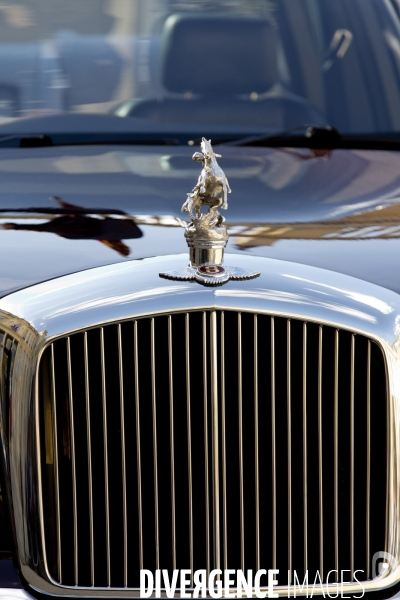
[
  {"xmin": 1, "ymin": 253, "xmax": 400, "ymax": 597},
  {"xmin": 0, "ymin": 145, "xmax": 400, "ymax": 296}
]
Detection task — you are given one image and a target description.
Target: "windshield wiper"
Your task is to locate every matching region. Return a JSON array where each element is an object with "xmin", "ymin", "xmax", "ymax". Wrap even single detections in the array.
[
  {"xmin": 0, "ymin": 134, "xmax": 54, "ymax": 147},
  {"xmin": 0, "ymin": 133, "xmax": 180, "ymax": 148},
  {"xmin": 225, "ymin": 125, "xmax": 400, "ymax": 150},
  {"xmin": 227, "ymin": 125, "xmax": 342, "ymax": 146},
  {"xmin": 2, "ymin": 126, "xmax": 400, "ymax": 150}
]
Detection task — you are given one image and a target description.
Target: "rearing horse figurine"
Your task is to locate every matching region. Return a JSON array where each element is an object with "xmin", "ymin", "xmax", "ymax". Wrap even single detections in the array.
[{"xmin": 181, "ymin": 138, "xmax": 231, "ymax": 229}]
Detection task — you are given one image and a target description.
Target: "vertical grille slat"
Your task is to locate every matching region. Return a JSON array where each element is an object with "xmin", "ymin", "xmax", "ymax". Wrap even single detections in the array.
[
  {"xmin": 39, "ymin": 312, "xmax": 388, "ymax": 592},
  {"xmin": 83, "ymin": 333, "xmax": 94, "ymax": 587},
  {"xmin": 334, "ymin": 329, "xmax": 339, "ymax": 577},
  {"xmin": 168, "ymin": 316, "xmax": 177, "ymax": 572},
  {"xmin": 50, "ymin": 344, "xmax": 62, "ymax": 584},
  {"xmin": 133, "ymin": 321, "xmax": 143, "ymax": 573},
  {"xmin": 202, "ymin": 312, "xmax": 210, "ymax": 578},
  {"xmin": 66, "ymin": 337, "xmax": 78, "ymax": 586},
  {"xmin": 210, "ymin": 311, "xmax": 220, "ymax": 574},
  {"xmin": 150, "ymin": 318, "xmax": 160, "ymax": 572},
  {"xmin": 366, "ymin": 340, "xmax": 371, "ymax": 580},
  {"xmin": 254, "ymin": 314, "xmax": 260, "ymax": 573},
  {"xmin": 237, "ymin": 313, "xmax": 245, "ymax": 573},
  {"xmin": 270, "ymin": 316, "xmax": 277, "ymax": 571},
  {"xmin": 318, "ymin": 326, "xmax": 324, "ymax": 580},
  {"xmin": 221, "ymin": 311, "xmax": 228, "ymax": 573},
  {"xmin": 185, "ymin": 313, "xmax": 194, "ymax": 584},
  {"xmin": 350, "ymin": 335, "xmax": 355, "ymax": 581},
  {"xmin": 99, "ymin": 328, "xmax": 111, "ymax": 587},
  {"xmin": 117, "ymin": 324, "xmax": 128, "ymax": 587},
  {"xmin": 302, "ymin": 323, "xmax": 307, "ymax": 575},
  {"xmin": 287, "ymin": 320, "xmax": 292, "ymax": 583}
]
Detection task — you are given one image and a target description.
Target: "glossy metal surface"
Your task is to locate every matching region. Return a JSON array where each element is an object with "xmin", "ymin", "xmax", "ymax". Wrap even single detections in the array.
[
  {"xmin": 334, "ymin": 330, "xmax": 339, "ymax": 576},
  {"xmin": 2, "ymin": 253, "xmax": 399, "ymax": 343},
  {"xmin": 271, "ymin": 316, "xmax": 276, "ymax": 571},
  {"xmin": 237, "ymin": 312, "xmax": 244, "ymax": 573},
  {"xmin": 159, "ymin": 265, "xmax": 261, "ymax": 286},
  {"xmin": 254, "ymin": 314, "xmax": 260, "ymax": 573},
  {"xmin": 181, "ymin": 139, "xmax": 230, "ymax": 229},
  {"xmin": 168, "ymin": 316, "xmax": 177, "ymax": 572},
  {"xmin": 0, "ymin": 253, "xmax": 400, "ymax": 597},
  {"xmin": 202, "ymin": 312, "xmax": 210, "ymax": 578},
  {"xmin": 51, "ymin": 344, "xmax": 62, "ymax": 584},
  {"xmin": 181, "ymin": 138, "xmax": 229, "ymax": 267},
  {"xmin": 210, "ymin": 311, "xmax": 220, "ymax": 574},
  {"xmin": 185, "ymin": 313, "xmax": 194, "ymax": 584},
  {"xmin": 118, "ymin": 324, "xmax": 128, "ymax": 587},
  {"xmin": 287, "ymin": 320, "xmax": 292, "ymax": 584},
  {"xmin": 318, "ymin": 326, "xmax": 324, "ymax": 580},
  {"xmin": 221, "ymin": 311, "xmax": 228, "ymax": 574},
  {"xmin": 66, "ymin": 337, "xmax": 78, "ymax": 585},
  {"xmin": 366, "ymin": 340, "xmax": 371, "ymax": 580},
  {"xmin": 350, "ymin": 334, "xmax": 355, "ymax": 580},
  {"xmin": 0, "ymin": 591, "xmax": 35, "ymax": 600},
  {"xmin": 151, "ymin": 318, "xmax": 160, "ymax": 572},
  {"xmin": 84, "ymin": 332, "xmax": 95, "ymax": 587},
  {"xmin": 302, "ymin": 322, "xmax": 307, "ymax": 575},
  {"xmin": 133, "ymin": 321, "xmax": 143, "ymax": 573},
  {"xmin": 2, "ymin": 146, "xmax": 400, "ymax": 297},
  {"xmin": 100, "ymin": 328, "xmax": 111, "ymax": 586}
]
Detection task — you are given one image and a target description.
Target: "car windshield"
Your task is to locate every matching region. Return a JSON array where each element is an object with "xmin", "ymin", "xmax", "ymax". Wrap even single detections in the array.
[{"xmin": 1, "ymin": 0, "xmax": 400, "ymax": 138}]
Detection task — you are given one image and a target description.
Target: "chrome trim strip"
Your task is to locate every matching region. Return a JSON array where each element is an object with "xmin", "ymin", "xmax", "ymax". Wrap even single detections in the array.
[
  {"xmin": 2, "ymin": 254, "xmax": 397, "ymax": 345},
  {"xmin": 287, "ymin": 320, "xmax": 292, "ymax": 584},
  {"xmin": 133, "ymin": 321, "xmax": 143, "ymax": 573},
  {"xmin": 117, "ymin": 324, "xmax": 128, "ymax": 587},
  {"xmin": 385, "ymin": 337, "xmax": 391, "ymax": 575},
  {"xmin": 100, "ymin": 328, "xmax": 111, "ymax": 587},
  {"xmin": 254, "ymin": 314, "xmax": 260, "ymax": 573},
  {"xmin": 50, "ymin": 344, "xmax": 62, "ymax": 584},
  {"xmin": 35, "ymin": 345, "xmax": 51, "ymax": 589},
  {"xmin": 302, "ymin": 322, "xmax": 307, "ymax": 575},
  {"xmin": 210, "ymin": 311, "xmax": 220, "ymax": 573},
  {"xmin": 168, "ymin": 316, "xmax": 177, "ymax": 572},
  {"xmin": 221, "ymin": 311, "xmax": 228, "ymax": 573},
  {"xmin": 0, "ymin": 589, "xmax": 36, "ymax": 600},
  {"xmin": 271, "ymin": 316, "xmax": 276, "ymax": 571},
  {"xmin": 334, "ymin": 329, "xmax": 339, "ymax": 577},
  {"xmin": 238, "ymin": 312, "xmax": 245, "ymax": 573},
  {"xmin": 66, "ymin": 337, "xmax": 78, "ymax": 586},
  {"xmin": 318, "ymin": 326, "xmax": 323, "ymax": 581},
  {"xmin": 202, "ymin": 312, "xmax": 210, "ymax": 577},
  {"xmin": 185, "ymin": 314, "xmax": 194, "ymax": 584},
  {"xmin": 366, "ymin": 340, "xmax": 371, "ymax": 580},
  {"xmin": 350, "ymin": 334, "xmax": 355, "ymax": 580},
  {"xmin": 151, "ymin": 318, "xmax": 160, "ymax": 571},
  {"xmin": 84, "ymin": 332, "xmax": 94, "ymax": 587}
]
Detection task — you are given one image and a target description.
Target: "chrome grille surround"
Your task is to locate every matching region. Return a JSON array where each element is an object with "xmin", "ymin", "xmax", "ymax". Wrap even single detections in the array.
[
  {"xmin": 0, "ymin": 253, "xmax": 399, "ymax": 598},
  {"xmin": 38, "ymin": 312, "xmax": 388, "ymax": 591}
]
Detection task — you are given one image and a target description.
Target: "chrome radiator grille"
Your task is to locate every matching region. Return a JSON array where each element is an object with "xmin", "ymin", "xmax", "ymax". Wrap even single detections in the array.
[{"xmin": 38, "ymin": 311, "xmax": 387, "ymax": 590}]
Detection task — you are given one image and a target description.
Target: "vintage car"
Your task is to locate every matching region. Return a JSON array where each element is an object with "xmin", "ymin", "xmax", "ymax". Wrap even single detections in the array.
[{"xmin": 0, "ymin": 0, "xmax": 400, "ymax": 598}]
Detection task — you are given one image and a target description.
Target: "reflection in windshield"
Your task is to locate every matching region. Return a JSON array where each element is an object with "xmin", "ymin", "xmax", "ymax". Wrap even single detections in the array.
[
  {"xmin": 0, "ymin": 196, "xmax": 142, "ymax": 257},
  {"xmin": 0, "ymin": 0, "xmax": 399, "ymax": 136}
]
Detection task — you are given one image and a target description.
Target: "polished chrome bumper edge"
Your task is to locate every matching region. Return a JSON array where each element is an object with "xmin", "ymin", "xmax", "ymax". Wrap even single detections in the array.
[{"xmin": 0, "ymin": 591, "xmax": 33, "ymax": 600}]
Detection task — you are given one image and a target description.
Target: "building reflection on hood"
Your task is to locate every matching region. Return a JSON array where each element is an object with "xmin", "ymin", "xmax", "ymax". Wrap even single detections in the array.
[
  {"xmin": 0, "ymin": 196, "xmax": 142, "ymax": 257},
  {"xmin": 3, "ymin": 195, "xmax": 400, "ymax": 258}
]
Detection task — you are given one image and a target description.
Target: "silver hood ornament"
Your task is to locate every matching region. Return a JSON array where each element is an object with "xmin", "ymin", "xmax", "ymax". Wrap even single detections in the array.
[{"xmin": 159, "ymin": 137, "xmax": 260, "ymax": 285}]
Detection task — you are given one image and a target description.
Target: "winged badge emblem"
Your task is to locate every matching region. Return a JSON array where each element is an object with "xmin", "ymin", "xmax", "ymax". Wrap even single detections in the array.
[{"xmin": 159, "ymin": 138, "xmax": 260, "ymax": 286}]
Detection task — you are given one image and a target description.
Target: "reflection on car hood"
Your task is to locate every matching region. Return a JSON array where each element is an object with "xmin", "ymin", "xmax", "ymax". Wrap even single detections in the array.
[{"xmin": 1, "ymin": 144, "xmax": 400, "ymax": 296}]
